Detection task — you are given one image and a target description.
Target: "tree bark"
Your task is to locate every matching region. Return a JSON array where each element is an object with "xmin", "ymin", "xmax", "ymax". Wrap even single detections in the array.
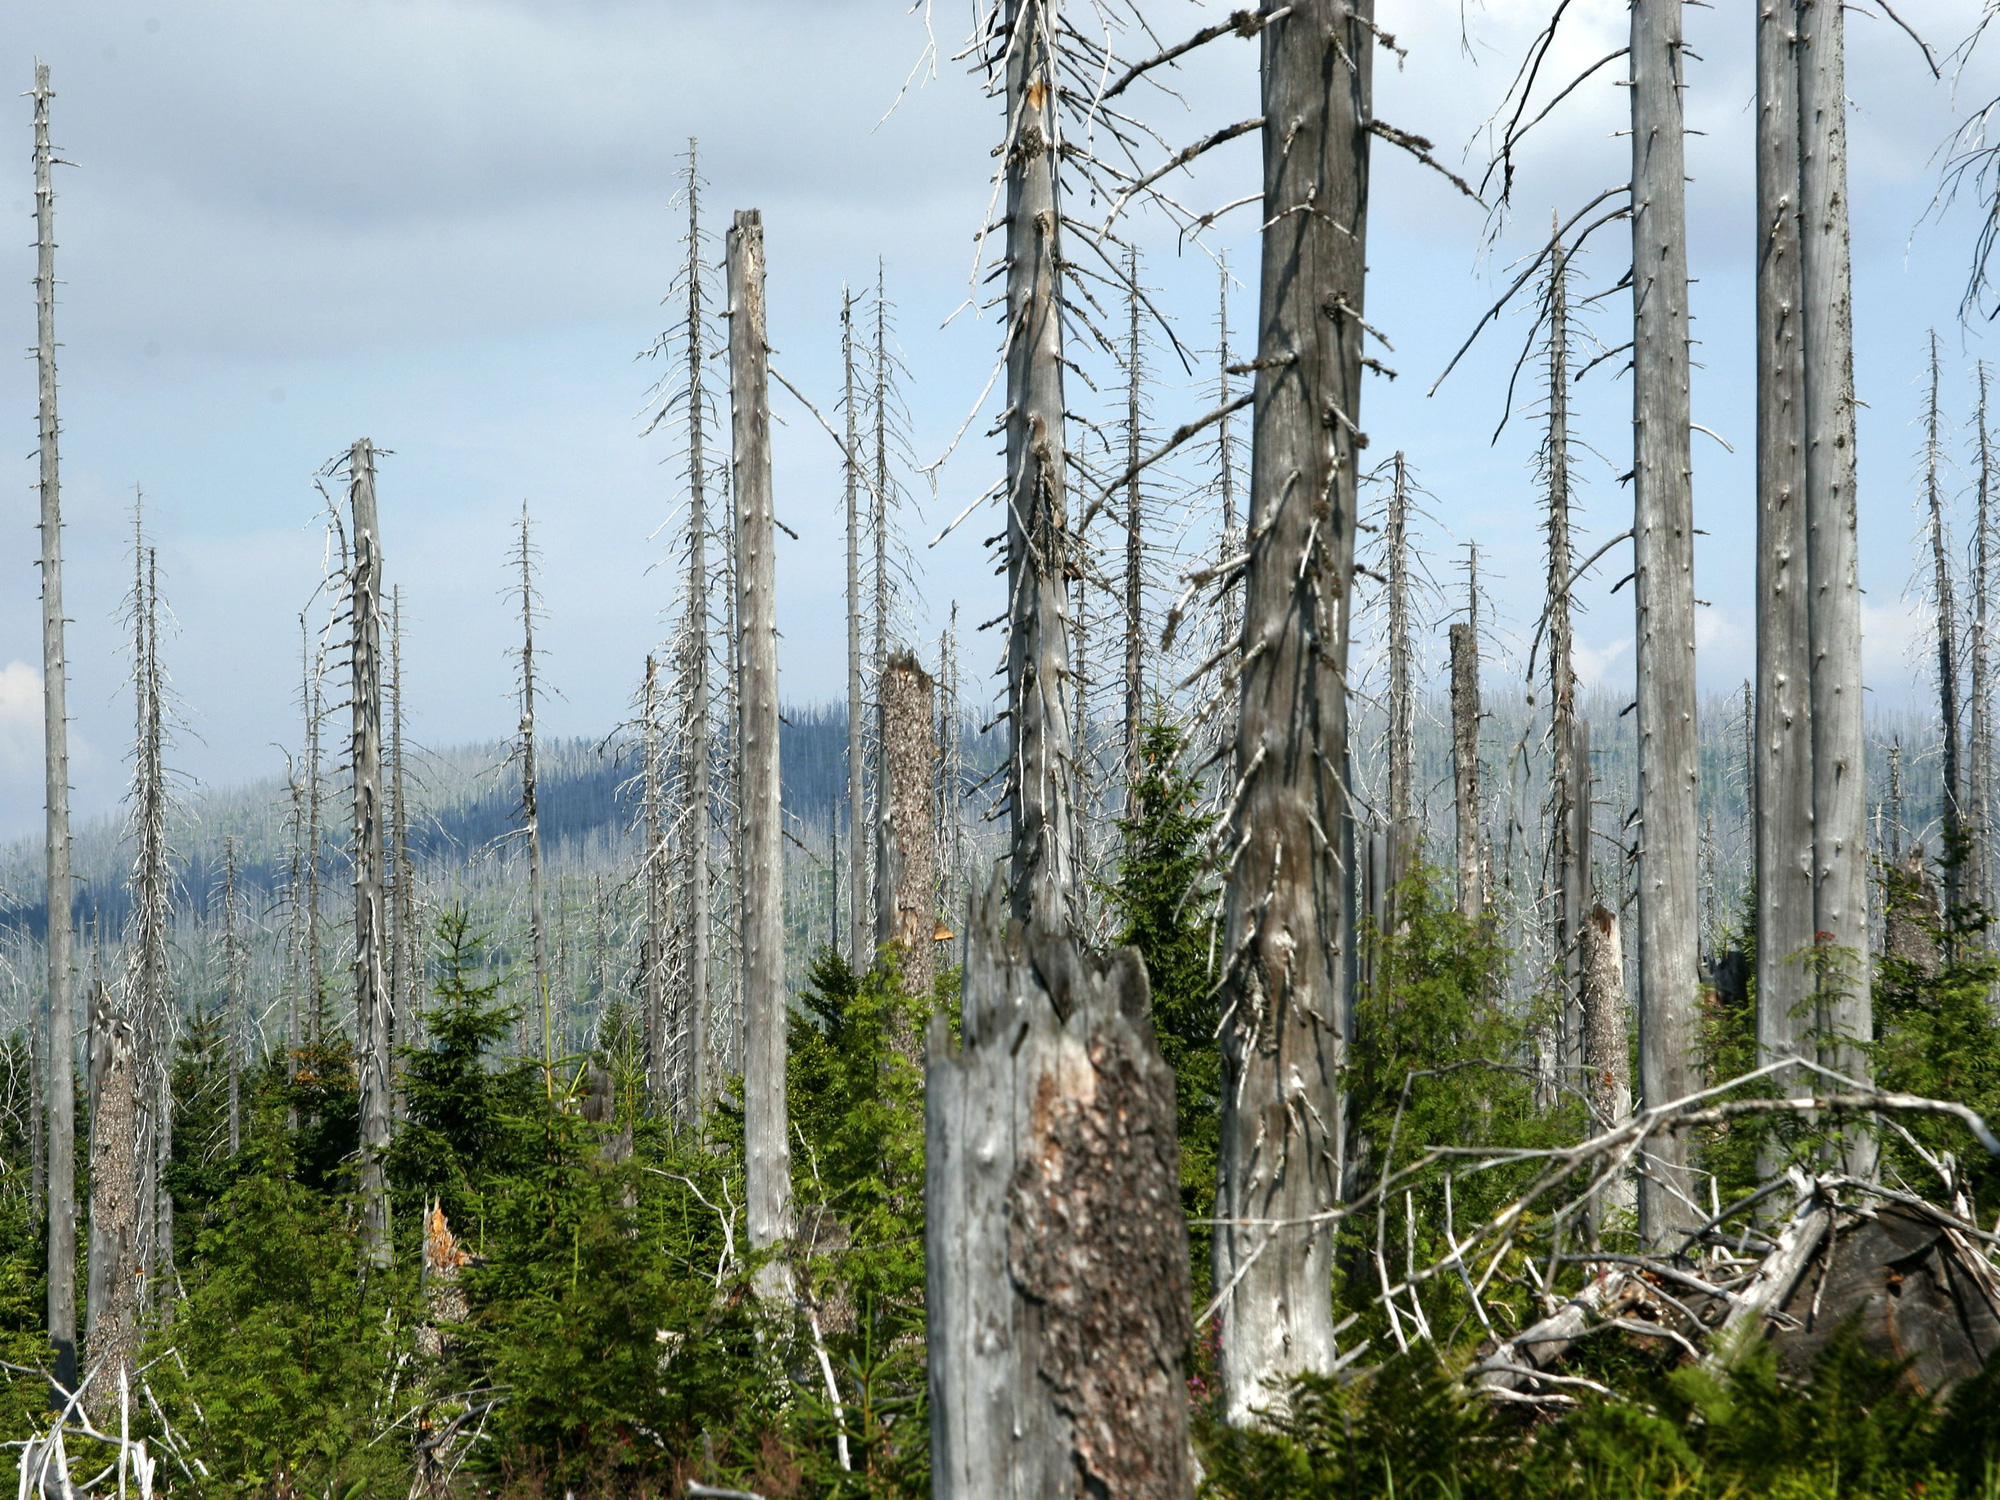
[
  {"xmin": 727, "ymin": 209, "xmax": 791, "ymax": 1295},
  {"xmin": 1630, "ymin": 0, "xmax": 1700, "ymax": 1246},
  {"xmin": 84, "ymin": 983, "xmax": 137, "ymax": 1385},
  {"xmin": 350, "ymin": 439, "xmax": 392, "ymax": 1268},
  {"xmin": 875, "ymin": 653, "xmax": 938, "ymax": 1031},
  {"xmin": 1972, "ymin": 365, "xmax": 1994, "ymax": 922},
  {"xmin": 33, "ymin": 63, "xmax": 77, "ymax": 1395},
  {"xmin": 845, "ymin": 289, "xmax": 871, "ymax": 973},
  {"xmin": 1386, "ymin": 452, "xmax": 1416, "ymax": 890},
  {"xmin": 1001, "ymin": 0, "xmax": 1078, "ymax": 924},
  {"xmin": 514, "ymin": 506, "xmax": 552, "ymax": 1071},
  {"xmin": 1798, "ymin": 0, "xmax": 1874, "ymax": 1153},
  {"xmin": 1755, "ymin": 1, "xmax": 1818, "ymax": 1143},
  {"xmin": 926, "ymin": 886, "xmax": 1191, "ymax": 1499},
  {"xmin": 1451, "ymin": 622, "xmax": 1482, "ymax": 915},
  {"xmin": 1214, "ymin": 0, "xmax": 1369, "ymax": 1423},
  {"xmin": 680, "ymin": 155, "xmax": 714, "ymax": 1111},
  {"xmin": 1544, "ymin": 231, "xmax": 1585, "ymax": 1078},
  {"xmin": 1124, "ymin": 244, "xmax": 1146, "ymax": 816},
  {"xmin": 1581, "ymin": 903, "xmax": 1635, "ymax": 1222}
]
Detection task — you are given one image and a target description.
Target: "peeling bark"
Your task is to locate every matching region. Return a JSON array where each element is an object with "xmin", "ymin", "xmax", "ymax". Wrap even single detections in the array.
[{"xmin": 876, "ymin": 652, "xmax": 938, "ymax": 1030}]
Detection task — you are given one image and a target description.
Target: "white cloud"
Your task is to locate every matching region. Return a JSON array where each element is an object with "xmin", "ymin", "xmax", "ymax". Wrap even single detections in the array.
[{"xmin": 0, "ymin": 662, "xmax": 41, "ymax": 783}]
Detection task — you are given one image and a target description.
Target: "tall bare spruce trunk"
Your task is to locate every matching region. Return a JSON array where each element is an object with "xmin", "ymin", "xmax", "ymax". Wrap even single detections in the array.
[
  {"xmin": 1798, "ymin": 0, "xmax": 1873, "ymax": 1144},
  {"xmin": 1924, "ymin": 339, "xmax": 1963, "ymax": 883},
  {"xmin": 875, "ymin": 653, "xmax": 938, "ymax": 1025},
  {"xmin": 1972, "ymin": 365, "xmax": 1994, "ymax": 919},
  {"xmin": 84, "ymin": 983, "xmax": 137, "ymax": 1383},
  {"xmin": 1451, "ymin": 616, "xmax": 1482, "ymax": 915},
  {"xmin": 512, "ymin": 507, "xmax": 553, "ymax": 1075},
  {"xmin": 926, "ymin": 5, "xmax": 1191, "ymax": 1490},
  {"xmin": 349, "ymin": 441, "xmax": 392, "ymax": 1267},
  {"xmin": 727, "ymin": 209, "xmax": 791, "ymax": 1295},
  {"xmin": 1630, "ymin": 0, "xmax": 1700, "ymax": 1245},
  {"xmin": 844, "ymin": 290, "xmax": 871, "ymax": 972},
  {"xmin": 1386, "ymin": 452, "xmax": 1416, "ymax": 887},
  {"xmin": 678, "ymin": 153, "xmax": 715, "ymax": 1110},
  {"xmin": 1755, "ymin": 0, "xmax": 1817, "ymax": 1142},
  {"xmin": 1213, "ymin": 0, "xmax": 1370, "ymax": 1423},
  {"xmin": 33, "ymin": 63, "xmax": 78, "ymax": 1394},
  {"xmin": 1123, "ymin": 243, "xmax": 1146, "ymax": 813}
]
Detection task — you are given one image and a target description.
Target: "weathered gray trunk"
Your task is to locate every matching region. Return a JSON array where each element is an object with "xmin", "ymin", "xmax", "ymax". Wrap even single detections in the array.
[
  {"xmin": 84, "ymin": 983, "xmax": 137, "ymax": 1384},
  {"xmin": 927, "ymin": 887, "xmax": 1191, "ymax": 1498},
  {"xmin": 1924, "ymin": 342, "xmax": 1963, "ymax": 903},
  {"xmin": 1450, "ymin": 621, "xmax": 1482, "ymax": 915},
  {"xmin": 514, "ymin": 506, "xmax": 552, "ymax": 1070},
  {"xmin": 727, "ymin": 209, "xmax": 791, "ymax": 1293},
  {"xmin": 1001, "ymin": 0, "xmax": 1078, "ymax": 922},
  {"xmin": 1972, "ymin": 366, "xmax": 1994, "ymax": 921},
  {"xmin": 350, "ymin": 440, "xmax": 392, "ymax": 1267},
  {"xmin": 1798, "ymin": 0, "xmax": 1873, "ymax": 1137},
  {"xmin": 641, "ymin": 657, "xmax": 670, "ymax": 1106},
  {"xmin": 875, "ymin": 653, "xmax": 938, "ymax": 1032},
  {"xmin": 1630, "ymin": 0, "xmax": 1700, "ymax": 1246},
  {"xmin": 1580, "ymin": 902, "xmax": 1634, "ymax": 1221},
  {"xmin": 1124, "ymin": 244, "xmax": 1146, "ymax": 814},
  {"xmin": 1386, "ymin": 452, "xmax": 1416, "ymax": 887},
  {"xmin": 1755, "ymin": 0, "xmax": 1817, "ymax": 1129},
  {"xmin": 1544, "ymin": 233, "xmax": 1585, "ymax": 1076},
  {"xmin": 681, "ymin": 160, "xmax": 714, "ymax": 1110},
  {"xmin": 1214, "ymin": 0, "xmax": 1369, "ymax": 1423},
  {"xmin": 33, "ymin": 63, "xmax": 77, "ymax": 1393},
  {"xmin": 844, "ymin": 289, "xmax": 871, "ymax": 973}
]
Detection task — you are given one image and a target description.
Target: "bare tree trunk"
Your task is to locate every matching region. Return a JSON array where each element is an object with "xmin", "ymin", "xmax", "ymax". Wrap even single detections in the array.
[
  {"xmin": 727, "ymin": 209, "xmax": 791, "ymax": 1296},
  {"xmin": 84, "ymin": 983, "xmax": 137, "ymax": 1385},
  {"xmin": 844, "ymin": 289, "xmax": 871, "ymax": 973},
  {"xmin": 679, "ymin": 155, "xmax": 715, "ymax": 1110},
  {"xmin": 222, "ymin": 837, "xmax": 244, "ymax": 1155},
  {"xmin": 512, "ymin": 507, "xmax": 553, "ymax": 1076},
  {"xmin": 1924, "ymin": 337, "xmax": 1963, "ymax": 892},
  {"xmin": 1451, "ymin": 620, "xmax": 1482, "ymax": 915},
  {"xmin": 1580, "ymin": 903, "xmax": 1634, "ymax": 1221},
  {"xmin": 349, "ymin": 440, "xmax": 392, "ymax": 1268},
  {"xmin": 1973, "ymin": 364, "xmax": 1994, "ymax": 922},
  {"xmin": 641, "ymin": 656, "xmax": 670, "ymax": 1106},
  {"xmin": 1798, "ymin": 0, "xmax": 1873, "ymax": 1152},
  {"xmin": 33, "ymin": 64, "xmax": 77, "ymax": 1395},
  {"xmin": 1124, "ymin": 243, "xmax": 1146, "ymax": 815},
  {"xmin": 928, "ymin": 6, "xmax": 1192, "ymax": 1488},
  {"xmin": 1214, "ymin": 0, "xmax": 1369, "ymax": 1423},
  {"xmin": 1386, "ymin": 451, "xmax": 1415, "ymax": 887},
  {"xmin": 876, "ymin": 653, "xmax": 938, "ymax": 1030},
  {"xmin": 1629, "ymin": 0, "xmax": 1700, "ymax": 1246},
  {"xmin": 1000, "ymin": 3, "xmax": 1078, "ymax": 923},
  {"xmin": 1544, "ymin": 229, "xmax": 1585, "ymax": 1078}
]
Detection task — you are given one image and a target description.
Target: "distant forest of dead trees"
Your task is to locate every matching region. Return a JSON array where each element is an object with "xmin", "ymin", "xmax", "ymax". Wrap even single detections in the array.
[{"xmin": 7, "ymin": 2, "xmax": 2000, "ymax": 1495}]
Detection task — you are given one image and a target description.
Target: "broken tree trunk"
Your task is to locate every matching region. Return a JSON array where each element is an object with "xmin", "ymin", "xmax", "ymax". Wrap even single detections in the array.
[
  {"xmin": 875, "ymin": 651, "xmax": 938, "ymax": 1031},
  {"xmin": 1581, "ymin": 902, "xmax": 1635, "ymax": 1223},
  {"xmin": 927, "ymin": 886, "xmax": 1191, "ymax": 1499},
  {"xmin": 350, "ymin": 439, "xmax": 392, "ymax": 1269},
  {"xmin": 84, "ymin": 982, "xmax": 138, "ymax": 1385},
  {"xmin": 927, "ymin": 4, "xmax": 1193, "ymax": 1489},
  {"xmin": 34, "ymin": 63, "xmax": 77, "ymax": 1394},
  {"xmin": 1630, "ymin": 0, "xmax": 1701, "ymax": 1246},
  {"xmin": 727, "ymin": 208, "xmax": 791, "ymax": 1296},
  {"xmin": 1214, "ymin": 0, "xmax": 1370, "ymax": 1424},
  {"xmin": 1798, "ymin": 0, "xmax": 1874, "ymax": 1157},
  {"xmin": 1451, "ymin": 621, "xmax": 1482, "ymax": 915}
]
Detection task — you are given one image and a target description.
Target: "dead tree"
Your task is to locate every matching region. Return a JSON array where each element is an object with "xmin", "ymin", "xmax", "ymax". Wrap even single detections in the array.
[
  {"xmin": 844, "ymin": 287, "xmax": 870, "ymax": 972},
  {"xmin": 32, "ymin": 62, "xmax": 77, "ymax": 1394},
  {"xmin": 1211, "ymin": 0, "xmax": 1371, "ymax": 1425},
  {"xmin": 640, "ymin": 656, "xmax": 671, "ymax": 1106},
  {"xmin": 1581, "ymin": 902, "xmax": 1633, "ymax": 1213},
  {"xmin": 221, "ymin": 837, "xmax": 245, "ymax": 1155},
  {"xmin": 511, "ymin": 506, "xmax": 553, "ymax": 1070},
  {"xmin": 84, "ymin": 983, "xmax": 137, "ymax": 1385},
  {"xmin": 1451, "ymin": 603, "xmax": 1482, "ymax": 915},
  {"xmin": 927, "ymin": 3, "xmax": 1192, "ymax": 1489},
  {"xmin": 875, "ymin": 653, "xmax": 938, "ymax": 1028},
  {"xmin": 1971, "ymin": 364, "xmax": 1995, "ymax": 918},
  {"xmin": 1924, "ymin": 336, "xmax": 1964, "ymax": 894},
  {"xmin": 1123, "ymin": 242, "xmax": 1147, "ymax": 815},
  {"xmin": 1755, "ymin": 1, "xmax": 1818, "ymax": 1142},
  {"xmin": 348, "ymin": 441, "xmax": 392, "ymax": 1266},
  {"xmin": 1386, "ymin": 452, "xmax": 1417, "ymax": 886},
  {"xmin": 1798, "ymin": 0, "xmax": 1873, "ymax": 1138},
  {"xmin": 727, "ymin": 209, "xmax": 791, "ymax": 1295},
  {"xmin": 1629, "ymin": 0, "xmax": 1701, "ymax": 1245}
]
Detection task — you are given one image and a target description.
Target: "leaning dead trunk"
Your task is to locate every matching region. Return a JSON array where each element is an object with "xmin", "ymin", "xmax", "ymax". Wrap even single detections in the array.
[
  {"xmin": 727, "ymin": 209, "xmax": 791, "ymax": 1295},
  {"xmin": 33, "ymin": 63, "xmax": 78, "ymax": 1393},
  {"xmin": 875, "ymin": 652, "xmax": 938, "ymax": 1028},
  {"xmin": 1214, "ymin": 0, "xmax": 1369, "ymax": 1423},
  {"xmin": 84, "ymin": 983, "xmax": 138, "ymax": 1384},
  {"xmin": 349, "ymin": 439, "xmax": 392, "ymax": 1267},
  {"xmin": 1755, "ymin": 0, "xmax": 1816, "ymax": 1164},
  {"xmin": 1450, "ymin": 618, "xmax": 1482, "ymax": 915},
  {"xmin": 1630, "ymin": 0, "xmax": 1701, "ymax": 1245},
  {"xmin": 1798, "ymin": 0, "xmax": 1874, "ymax": 1151}
]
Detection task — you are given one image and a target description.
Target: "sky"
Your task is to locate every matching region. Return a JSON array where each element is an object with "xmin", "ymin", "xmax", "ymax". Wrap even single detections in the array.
[{"xmin": 0, "ymin": 0, "xmax": 1997, "ymax": 842}]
